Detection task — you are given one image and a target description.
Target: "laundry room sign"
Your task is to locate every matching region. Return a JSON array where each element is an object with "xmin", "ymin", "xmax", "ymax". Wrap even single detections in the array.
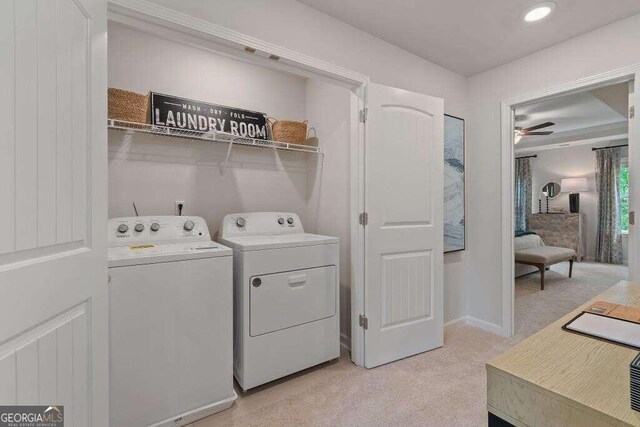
[{"xmin": 151, "ymin": 92, "xmax": 270, "ymax": 140}]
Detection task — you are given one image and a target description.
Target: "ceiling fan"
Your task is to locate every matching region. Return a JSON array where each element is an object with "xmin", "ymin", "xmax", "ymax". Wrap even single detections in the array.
[{"xmin": 514, "ymin": 121, "xmax": 555, "ymax": 144}]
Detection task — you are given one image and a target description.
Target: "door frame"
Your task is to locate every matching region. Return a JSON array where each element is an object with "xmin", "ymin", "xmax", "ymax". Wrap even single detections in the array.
[
  {"xmin": 106, "ymin": 0, "xmax": 370, "ymax": 366},
  {"xmin": 500, "ymin": 64, "xmax": 640, "ymax": 337}
]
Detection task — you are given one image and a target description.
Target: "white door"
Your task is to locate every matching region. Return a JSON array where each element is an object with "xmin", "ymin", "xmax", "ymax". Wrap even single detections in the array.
[
  {"xmin": 364, "ymin": 83, "xmax": 444, "ymax": 368},
  {"xmin": 0, "ymin": 0, "xmax": 108, "ymax": 425}
]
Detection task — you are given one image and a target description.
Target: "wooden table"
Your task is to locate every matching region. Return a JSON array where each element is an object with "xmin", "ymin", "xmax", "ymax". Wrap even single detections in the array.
[{"xmin": 487, "ymin": 281, "xmax": 640, "ymax": 426}]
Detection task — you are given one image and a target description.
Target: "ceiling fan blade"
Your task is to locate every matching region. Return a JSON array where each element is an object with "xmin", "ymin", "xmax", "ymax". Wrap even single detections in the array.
[
  {"xmin": 523, "ymin": 121, "xmax": 555, "ymax": 132},
  {"xmin": 524, "ymin": 131, "xmax": 554, "ymax": 136}
]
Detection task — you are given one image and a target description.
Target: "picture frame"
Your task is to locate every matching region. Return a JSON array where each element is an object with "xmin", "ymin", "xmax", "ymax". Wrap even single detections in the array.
[{"xmin": 444, "ymin": 114, "xmax": 466, "ymax": 253}]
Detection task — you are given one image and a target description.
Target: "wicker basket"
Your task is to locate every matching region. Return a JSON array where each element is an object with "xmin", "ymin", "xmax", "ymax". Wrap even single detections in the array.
[
  {"xmin": 268, "ymin": 118, "xmax": 308, "ymax": 144},
  {"xmin": 108, "ymin": 88, "xmax": 150, "ymax": 124}
]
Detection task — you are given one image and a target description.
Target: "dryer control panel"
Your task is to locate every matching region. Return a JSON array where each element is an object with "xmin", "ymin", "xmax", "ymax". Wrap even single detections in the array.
[
  {"xmin": 220, "ymin": 212, "xmax": 304, "ymax": 238},
  {"xmin": 108, "ymin": 216, "xmax": 211, "ymax": 247}
]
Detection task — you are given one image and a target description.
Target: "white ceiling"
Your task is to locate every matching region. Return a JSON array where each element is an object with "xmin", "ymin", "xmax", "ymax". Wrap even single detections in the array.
[
  {"xmin": 514, "ymin": 83, "xmax": 628, "ymax": 153},
  {"xmin": 297, "ymin": 0, "xmax": 640, "ymax": 76},
  {"xmin": 516, "ymin": 86, "xmax": 627, "ymax": 134}
]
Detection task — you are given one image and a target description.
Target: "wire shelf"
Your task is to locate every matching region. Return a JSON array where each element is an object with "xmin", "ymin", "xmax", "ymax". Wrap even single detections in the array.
[{"xmin": 107, "ymin": 119, "xmax": 321, "ymax": 155}]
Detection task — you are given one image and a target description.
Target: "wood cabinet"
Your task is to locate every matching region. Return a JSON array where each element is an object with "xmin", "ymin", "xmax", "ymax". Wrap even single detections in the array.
[{"xmin": 530, "ymin": 213, "xmax": 586, "ymax": 261}]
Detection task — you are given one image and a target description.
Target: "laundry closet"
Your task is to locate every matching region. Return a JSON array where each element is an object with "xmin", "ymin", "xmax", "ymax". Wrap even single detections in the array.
[
  {"xmin": 106, "ymin": 17, "xmax": 360, "ymax": 424},
  {"xmin": 107, "ymin": 21, "xmax": 354, "ymax": 329}
]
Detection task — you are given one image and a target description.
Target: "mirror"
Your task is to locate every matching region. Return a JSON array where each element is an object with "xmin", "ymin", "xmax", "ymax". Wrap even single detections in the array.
[{"xmin": 542, "ymin": 181, "xmax": 561, "ymax": 199}]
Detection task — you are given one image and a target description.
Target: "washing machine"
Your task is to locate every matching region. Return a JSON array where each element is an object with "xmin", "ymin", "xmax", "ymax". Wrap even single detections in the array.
[
  {"xmin": 108, "ymin": 216, "xmax": 236, "ymax": 427},
  {"xmin": 218, "ymin": 212, "xmax": 339, "ymax": 390}
]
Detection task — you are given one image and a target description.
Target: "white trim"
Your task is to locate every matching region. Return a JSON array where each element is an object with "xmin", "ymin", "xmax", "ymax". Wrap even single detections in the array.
[
  {"xmin": 106, "ymin": 0, "xmax": 370, "ymax": 366},
  {"xmin": 442, "ymin": 316, "xmax": 502, "ymax": 335},
  {"xmin": 464, "ymin": 316, "xmax": 504, "ymax": 336},
  {"xmin": 514, "ymin": 133, "xmax": 628, "ymax": 154},
  {"xmin": 443, "ymin": 316, "xmax": 467, "ymax": 328},
  {"xmin": 501, "ymin": 101, "xmax": 516, "ymax": 338},
  {"xmin": 350, "ymin": 84, "xmax": 367, "ymax": 367},
  {"xmin": 501, "ymin": 64, "xmax": 640, "ymax": 338},
  {"xmin": 629, "ymin": 79, "xmax": 639, "ymax": 279}
]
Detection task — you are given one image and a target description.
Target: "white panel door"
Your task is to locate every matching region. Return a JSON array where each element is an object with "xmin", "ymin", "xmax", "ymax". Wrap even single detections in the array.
[
  {"xmin": 0, "ymin": 0, "xmax": 108, "ymax": 425},
  {"xmin": 364, "ymin": 83, "xmax": 444, "ymax": 368}
]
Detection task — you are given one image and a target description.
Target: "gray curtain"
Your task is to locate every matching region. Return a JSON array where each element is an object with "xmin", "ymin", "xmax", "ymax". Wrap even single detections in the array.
[
  {"xmin": 514, "ymin": 158, "xmax": 532, "ymax": 231},
  {"xmin": 595, "ymin": 147, "xmax": 623, "ymax": 264}
]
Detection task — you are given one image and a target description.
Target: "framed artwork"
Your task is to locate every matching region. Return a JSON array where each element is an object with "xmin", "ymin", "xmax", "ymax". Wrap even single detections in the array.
[{"xmin": 444, "ymin": 114, "xmax": 465, "ymax": 253}]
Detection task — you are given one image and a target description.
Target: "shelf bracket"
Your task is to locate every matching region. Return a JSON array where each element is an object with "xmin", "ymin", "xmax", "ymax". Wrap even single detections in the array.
[{"xmin": 221, "ymin": 139, "xmax": 235, "ymax": 177}]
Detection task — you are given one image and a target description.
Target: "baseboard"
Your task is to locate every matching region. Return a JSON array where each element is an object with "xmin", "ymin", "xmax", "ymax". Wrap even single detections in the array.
[
  {"xmin": 443, "ymin": 315, "xmax": 503, "ymax": 336},
  {"xmin": 444, "ymin": 316, "xmax": 467, "ymax": 328},
  {"xmin": 463, "ymin": 316, "xmax": 503, "ymax": 336},
  {"xmin": 340, "ymin": 332, "xmax": 350, "ymax": 351}
]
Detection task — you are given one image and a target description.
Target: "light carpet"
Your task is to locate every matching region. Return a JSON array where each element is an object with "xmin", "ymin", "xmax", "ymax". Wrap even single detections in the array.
[{"xmin": 190, "ymin": 262, "xmax": 627, "ymax": 427}]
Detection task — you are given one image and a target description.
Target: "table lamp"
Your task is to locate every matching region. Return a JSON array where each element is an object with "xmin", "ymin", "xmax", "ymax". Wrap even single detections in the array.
[{"xmin": 561, "ymin": 177, "xmax": 588, "ymax": 213}]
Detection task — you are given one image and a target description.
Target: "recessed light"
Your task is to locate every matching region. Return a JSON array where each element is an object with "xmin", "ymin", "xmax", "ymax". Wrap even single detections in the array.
[{"xmin": 523, "ymin": 2, "xmax": 556, "ymax": 22}]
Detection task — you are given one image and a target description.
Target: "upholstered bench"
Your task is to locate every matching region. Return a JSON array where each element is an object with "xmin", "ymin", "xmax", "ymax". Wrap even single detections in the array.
[{"xmin": 515, "ymin": 246, "xmax": 576, "ymax": 290}]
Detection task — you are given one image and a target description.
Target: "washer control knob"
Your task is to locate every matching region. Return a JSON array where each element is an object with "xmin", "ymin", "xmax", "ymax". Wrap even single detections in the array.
[
  {"xmin": 117, "ymin": 224, "xmax": 128, "ymax": 234},
  {"xmin": 277, "ymin": 217, "xmax": 285, "ymax": 225},
  {"xmin": 183, "ymin": 220, "xmax": 195, "ymax": 231},
  {"xmin": 287, "ymin": 217, "xmax": 294, "ymax": 225},
  {"xmin": 134, "ymin": 223, "xmax": 144, "ymax": 233},
  {"xmin": 252, "ymin": 277, "xmax": 262, "ymax": 287},
  {"xmin": 150, "ymin": 222, "xmax": 160, "ymax": 232},
  {"xmin": 236, "ymin": 217, "xmax": 246, "ymax": 228}
]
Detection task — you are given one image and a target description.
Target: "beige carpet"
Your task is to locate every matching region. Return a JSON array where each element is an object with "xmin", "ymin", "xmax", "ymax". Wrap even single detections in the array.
[
  {"xmin": 190, "ymin": 262, "xmax": 627, "ymax": 427},
  {"xmin": 513, "ymin": 261, "xmax": 628, "ymax": 340}
]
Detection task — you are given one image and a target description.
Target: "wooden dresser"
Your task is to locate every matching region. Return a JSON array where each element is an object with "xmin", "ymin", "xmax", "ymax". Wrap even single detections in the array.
[
  {"xmin": 530, "ymin": 213, "xmax": 586, "ymax": 261},
  {"xmin": 487, "ymin": 281, "xmax": 640, "ymax": 426}
]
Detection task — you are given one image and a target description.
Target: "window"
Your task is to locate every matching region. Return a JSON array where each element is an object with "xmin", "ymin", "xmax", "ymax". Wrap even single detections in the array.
[{"xmin": 620, "ymin": 160, "xmax": 629, "ymax": 232}]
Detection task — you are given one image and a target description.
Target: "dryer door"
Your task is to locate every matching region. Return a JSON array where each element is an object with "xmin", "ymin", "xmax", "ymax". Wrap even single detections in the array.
[{"xmin": 250, "ymin": 266, "xmax": 336, "ymax": 336}]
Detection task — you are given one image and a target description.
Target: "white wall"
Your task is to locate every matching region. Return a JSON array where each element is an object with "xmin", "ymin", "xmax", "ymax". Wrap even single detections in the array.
[
  {"xmin": 467, "ymin": 14, "xmax": 640, "ymax": 328},
  {"xmin": 305, "ymin": 79, "xmax": 353, "ymax": 344},
  {"xmin": 138, "ymin": 0, "xmax": 470, "ymax": 325}
]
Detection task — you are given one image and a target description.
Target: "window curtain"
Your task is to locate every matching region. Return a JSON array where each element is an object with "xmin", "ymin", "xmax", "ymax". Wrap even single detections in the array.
[
  {"xmin": 595, "ymin": 147, "xmax": 623, "ymax": 264},
  {"xmin": 514, "ymin": 157, "xmax": 532, "ymax": 232}
]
